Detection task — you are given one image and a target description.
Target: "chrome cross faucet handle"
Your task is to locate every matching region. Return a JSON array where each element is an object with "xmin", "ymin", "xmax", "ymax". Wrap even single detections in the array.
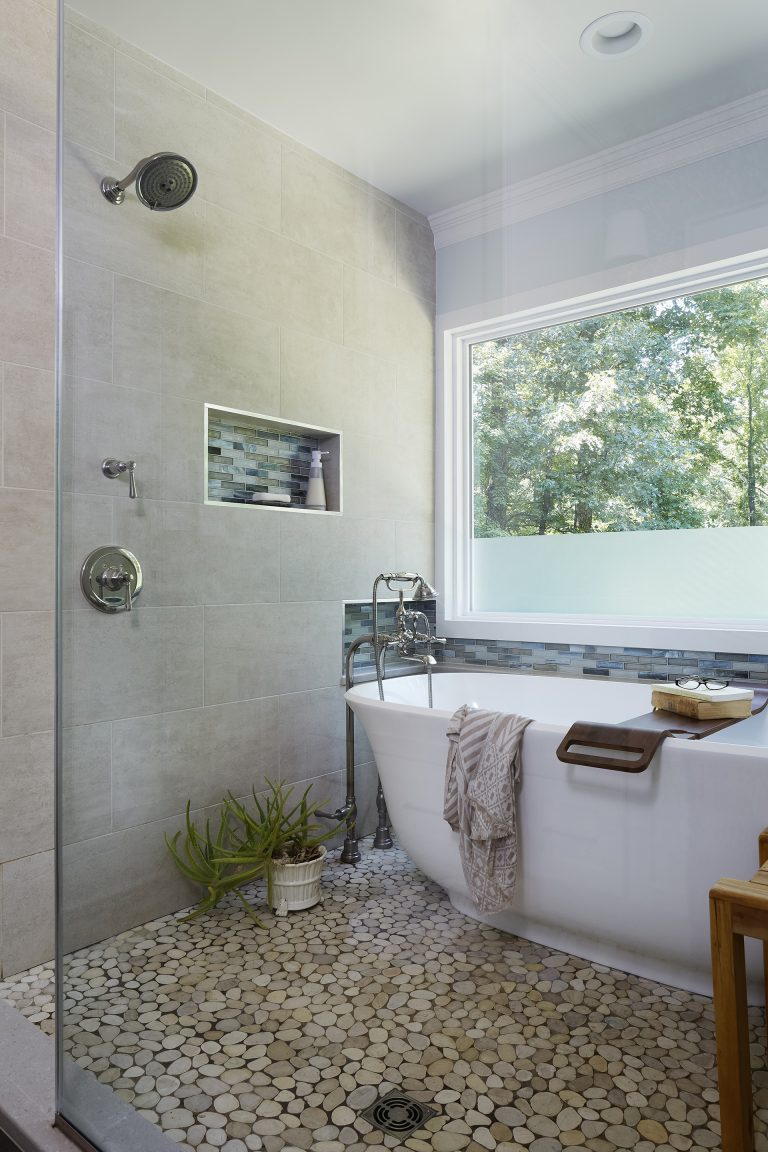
[{"xmin": 102, "ymin": 458, "xmax": 138, "ymax": 499}]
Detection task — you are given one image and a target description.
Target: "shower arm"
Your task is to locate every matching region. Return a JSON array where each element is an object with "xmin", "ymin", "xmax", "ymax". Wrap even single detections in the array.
[
  {"xmin": 100, "ymin": 158, "xmax": 149, "ymax": 204},
  {"xmin": 110, "ymin": 158, "xmax": 148, "ymax": 194}
]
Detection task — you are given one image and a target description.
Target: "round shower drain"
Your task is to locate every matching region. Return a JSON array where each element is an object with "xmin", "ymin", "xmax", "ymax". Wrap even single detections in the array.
[{"xmin": 359, "ymin": 1090, "xmax": 438, "ymax": 1136}]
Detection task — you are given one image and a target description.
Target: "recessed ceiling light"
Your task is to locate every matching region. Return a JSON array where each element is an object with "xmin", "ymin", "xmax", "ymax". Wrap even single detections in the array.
[{"xmin": 580, "ymin": 11, "xmax": 653, "ymax": 58}]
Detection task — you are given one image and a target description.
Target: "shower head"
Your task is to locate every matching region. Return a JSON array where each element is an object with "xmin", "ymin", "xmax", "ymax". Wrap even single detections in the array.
[
  {"xmin": 412, "ymin": 577, "xmax": 437, "ymax": 601},
  {"xmin": 101, "ymin": 153, "xmax": 198, "ymax": 211}
]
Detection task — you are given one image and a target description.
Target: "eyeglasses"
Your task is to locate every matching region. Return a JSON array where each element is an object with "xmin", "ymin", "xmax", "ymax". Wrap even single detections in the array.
[{"xmin": 675, "ymin": 676, "xmax": 730, "ymax": 691}]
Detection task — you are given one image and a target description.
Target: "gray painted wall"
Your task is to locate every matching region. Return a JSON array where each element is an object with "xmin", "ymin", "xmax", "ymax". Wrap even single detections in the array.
[{"xmin": 436, "ymin": 141, "xmax": 768, "ymax": 316}]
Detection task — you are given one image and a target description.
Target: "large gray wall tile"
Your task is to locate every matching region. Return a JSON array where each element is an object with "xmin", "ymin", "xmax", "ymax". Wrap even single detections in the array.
[
  {"xmin": 282, "ymin": 148, "xmax": 396, "ymax": 280},
  {"xmin": 343, "ymin": 263, "xmax": 433, "ymax": 374},
  {"xmin": 0, "ymin": 106, "xmax": 5, "ymax": 235},
  {"xmin": 343, "ymin": 431, "xmax": 433, "ymax": 522},
  {"xmin": 1, "ymin": 611, "xmax": 54, "ymax": 737},
  {"xmin": 280, "ymin": 328, "xmax": 396, "ymax": 438},
  {"xmin": 60, "ymin": 493, "xmax": 114, "ymax": 610},
  {"xmin": 4, "ymin": 114, "xmax": 56, "ymax": 249},
  {"xmin": 204, "ymin": 206, "xmax": 343, "ymax": 341},
  {"xmin": 395, "ymin": 520, "xmax": 435, "ymax": 586},
  {"xmin": 1, "ymin": 850, "xmax": 54, "ymax": 976},
  {"xmin": 115, "ymin": 53, "xmax": 282, "ymax": 231},
  {"xmin": 60, "ymin": 816, "xmax": 199, "ymax": 954},
  {"xmin": 160, "ymin": 394, "xmax": 205, "ymax": 505},
  {"xmin": 69, "ymin": 378, "xmax": 161, "ymax": 497},
  {"xmin": 0, "ymin": 0, "xmax": 56, "ymax": 131},
  {"xmin": 0, "ymin": 489, "xmax": 53, "ymax": 611},
  {"xmin": 204, "ymin": 601, "xmax": 340, "ymax": 705},
  {"xmin": 280, "ymin": 514, "xmax": 396, "ymax": 603},
  {"xmin": 396, "ymin": 211, "xmax": 436, "ymax": 302},
  {"xmin": 63, "ymin": 21, "xmax": 115, "ymax": 154},
  {"xmin": 61, "ymin": 723, "xmax": 112, "ymax": 844},
  {"xmin": 112, "ymin": 499, "xmax": 280, "ymax": 606},
  {"xmin": 113, "ymin": 276, "xmax": 279, "ymax": 408},
  {"xmin": 61, "ymin": 259, "xmax": 114, "ymax": 383},
  {"xmin": 63, "ymin": 606, "xmax": 204, "ymax": 726},
  {"xmin": 2, "ymin": 366, "xmax": 54, "ymax": 490},
  {"xmin": 0, "ymin": 237, "xmax": 54, "ymax": 369},
  {"xmin": 0, "ymin": 732, "xmax": 54, "ymax": 861},
  {"xmin": 111, "ymin": 697, "xmax": 279, "ymax": 828},
  {"xmin": 278, "ymin": 687, "xmax": 345, "ymax": 786}
]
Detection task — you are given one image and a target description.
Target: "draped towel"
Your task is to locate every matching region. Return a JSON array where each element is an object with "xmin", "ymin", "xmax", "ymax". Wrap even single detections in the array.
[{"xmin": 443, "ymin": 705, "xmax": 532, "ymax": 914}]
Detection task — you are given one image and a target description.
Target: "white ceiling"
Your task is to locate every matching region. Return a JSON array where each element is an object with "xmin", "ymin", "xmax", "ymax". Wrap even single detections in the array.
[{"xmin": 71, "ymin": 0, "xmax": 768, "ymax": 216}]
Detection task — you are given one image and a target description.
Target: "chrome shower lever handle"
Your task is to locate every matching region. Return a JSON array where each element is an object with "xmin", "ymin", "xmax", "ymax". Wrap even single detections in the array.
[
  {"xmin": 102, "ymin": 458, "xmax": 138, "ymax": 498},
  {"xmin": 127, "ymin": 460, "xmax": 137, "ymax": 499},
  {"xmin": 123, "ymin": 573, "xmax": 133, "ymax": 612}
]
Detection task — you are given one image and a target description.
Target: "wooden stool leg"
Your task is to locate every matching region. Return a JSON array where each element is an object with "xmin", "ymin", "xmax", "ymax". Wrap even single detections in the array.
[
  {"xmin": 759, "ymin": 829, "xmax": 768, "ymax": 1028},
  {"xmin": 711, "ymin": 892, "xmax": 754, "ymax": 1152}
]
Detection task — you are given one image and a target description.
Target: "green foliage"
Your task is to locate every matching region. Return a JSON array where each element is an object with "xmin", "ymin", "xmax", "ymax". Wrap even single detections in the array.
[
  {"xmin": 214, "ymin": 780, "xmax": 340, "ymax": 910},
  {"xmin": 473, "ymin": 277, "xmax": 768, "ymax": 537},
  {"xmin": 165, "ymin": 780, "xmax": 340, "ymax": 923},
  {"xmin": 164, "ymin": 801, "xmax": 266, "ymax": 924}
]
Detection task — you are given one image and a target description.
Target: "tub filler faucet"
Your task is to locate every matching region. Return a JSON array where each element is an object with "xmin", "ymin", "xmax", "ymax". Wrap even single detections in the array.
[{"xmin": 317, "ymin": 572, "xmax": 444, "ymax": 863}]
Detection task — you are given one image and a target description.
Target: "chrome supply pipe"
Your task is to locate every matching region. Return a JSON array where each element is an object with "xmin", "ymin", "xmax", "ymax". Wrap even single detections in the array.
[
  {"xmin": 320, "ymin": 572, "xmax": 440, "ymax": 863},
  {"xmin": 316, "ymin": 633, "xmax": 372, "ymax": 864}
]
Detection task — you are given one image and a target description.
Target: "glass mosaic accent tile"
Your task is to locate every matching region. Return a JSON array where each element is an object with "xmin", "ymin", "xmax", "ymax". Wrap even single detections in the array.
[
  {"xmin": 343, "ymin": 599, "xmax": 437, "ymax": 679},
  {"xmin": 342, "ymin": 601, "xmax": 768, "ymax": 684},
  {"xmin": 207, "ymin": 413, "xmax": 320, "ymax": 506},
  {"xmin": 436, "ymin": 637, "xmax": 768, "ymax": 682}
]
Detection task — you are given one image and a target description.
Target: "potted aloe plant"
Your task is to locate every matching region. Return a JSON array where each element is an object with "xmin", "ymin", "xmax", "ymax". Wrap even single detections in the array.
[
  {"xmin": 223, "ymin": 780, "xmax": 339, "ymax": 915},
  {"xmin": 165, "ymin": 779, "xmax": 339, "ymax": 922}
]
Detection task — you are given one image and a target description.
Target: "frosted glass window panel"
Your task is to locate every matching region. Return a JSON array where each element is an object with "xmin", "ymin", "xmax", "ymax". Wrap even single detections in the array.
[{"xmin": 472, "ymin": 528, "xmax": 768, "ymax": 619}]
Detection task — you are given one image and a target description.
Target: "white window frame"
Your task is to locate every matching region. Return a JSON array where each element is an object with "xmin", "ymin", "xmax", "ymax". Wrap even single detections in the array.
[{"xmin": 437, "ymin": 247, "xmax": 768, "ymax": 654}]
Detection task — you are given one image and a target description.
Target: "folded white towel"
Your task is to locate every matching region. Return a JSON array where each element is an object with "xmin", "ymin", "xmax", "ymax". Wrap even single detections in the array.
[{"xmin": 443, "ymin": 705, "xmax": 531, "ymax": 914}]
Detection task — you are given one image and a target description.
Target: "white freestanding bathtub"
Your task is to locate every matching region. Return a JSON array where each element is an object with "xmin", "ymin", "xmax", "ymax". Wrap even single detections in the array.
[{"xmin": 346, "ymin": 670, "xmax": 768, "ymax": 998}]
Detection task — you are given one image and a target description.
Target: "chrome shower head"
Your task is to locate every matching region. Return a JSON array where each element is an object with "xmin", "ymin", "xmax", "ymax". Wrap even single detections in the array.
[
  {"xmin": 412, "ymin": 577, "xmax": 437, "ymax": 601},
  {"xmin": 101, "ymin": 152, "xmax": 198, "ymax": 211}
]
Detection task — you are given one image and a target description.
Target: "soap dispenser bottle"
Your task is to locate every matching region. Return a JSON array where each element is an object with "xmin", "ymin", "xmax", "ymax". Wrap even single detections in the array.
[{"xmin": 305, "ymin": 449, "xmax": 330, "ymax": 510}]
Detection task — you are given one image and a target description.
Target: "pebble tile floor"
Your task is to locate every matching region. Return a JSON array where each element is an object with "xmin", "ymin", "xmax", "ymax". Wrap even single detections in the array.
[{"xmin": 1, "ymin": 841, "xmax": 768, "ymax": 1152}]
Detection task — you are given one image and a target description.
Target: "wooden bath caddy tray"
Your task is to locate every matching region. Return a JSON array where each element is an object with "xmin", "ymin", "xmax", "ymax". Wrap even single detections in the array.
[{"xmin": 556, "ymin": 683, "xmax": 768, "ymax": 773}]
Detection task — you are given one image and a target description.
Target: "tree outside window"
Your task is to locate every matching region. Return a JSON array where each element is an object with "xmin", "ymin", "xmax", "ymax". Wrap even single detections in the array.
[{"xmin": 472, "ymin": 278, "xmax": 768, "ymax": 539}]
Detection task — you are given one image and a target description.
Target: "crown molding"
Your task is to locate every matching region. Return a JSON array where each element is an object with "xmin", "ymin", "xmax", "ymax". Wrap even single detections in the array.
[{"xmin": 429, "ymin": 89, "xmax": 768, "ymax": 250}]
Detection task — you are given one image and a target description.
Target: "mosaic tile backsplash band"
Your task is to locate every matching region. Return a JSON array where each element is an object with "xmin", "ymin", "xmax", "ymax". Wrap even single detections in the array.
[
  {"xmin": 342, "ymin": 603, "xmax": 768, "ymax": 683},
  {"xmin": 344, "ymin": 599, "xmax": 437, "ymax": 678},
  {"xmin": 439, "ymin": 638, "xmax": 768, "ymax": 682},
  {"xmin": 208, "ymin": 413, "xmax": 319, "ymax": 505}
]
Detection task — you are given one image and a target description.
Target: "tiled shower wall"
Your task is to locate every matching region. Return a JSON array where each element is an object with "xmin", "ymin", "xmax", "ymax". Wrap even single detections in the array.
[
  {"xmin": 0, "ymin": 0, "xmax": 57, "ymax": 978},
  {"xmin": 55, "ymin": 9, "xmax": 435, "ymax": 966}
]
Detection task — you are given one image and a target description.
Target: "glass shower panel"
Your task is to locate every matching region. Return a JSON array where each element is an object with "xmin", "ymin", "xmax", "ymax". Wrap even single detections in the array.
[{"xmin": 55, "ymin": 2, "xmax": 768, "ymax": 1150}]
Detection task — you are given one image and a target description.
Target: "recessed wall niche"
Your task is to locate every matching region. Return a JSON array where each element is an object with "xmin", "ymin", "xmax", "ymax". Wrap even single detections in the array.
[{"xmin": 205, "ymin": 404, "xmax": 342, "ymax": 513}]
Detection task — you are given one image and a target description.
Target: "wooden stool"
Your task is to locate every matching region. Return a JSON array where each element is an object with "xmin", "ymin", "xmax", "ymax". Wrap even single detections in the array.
[{"xmin": 710, "ymin": 829, "xmax": 768, "ymax": 1152}]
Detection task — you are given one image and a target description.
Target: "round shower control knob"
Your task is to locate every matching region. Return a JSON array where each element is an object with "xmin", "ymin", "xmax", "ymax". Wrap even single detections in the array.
[{"xmin": 81, "ymin": 546, "xmax": 143, "ymax": 613}]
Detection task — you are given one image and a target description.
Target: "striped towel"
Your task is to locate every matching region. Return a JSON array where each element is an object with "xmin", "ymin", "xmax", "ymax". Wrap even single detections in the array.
[{"xmin": 443, "ymin": 705, "xmax": 532, "ymax": 914}]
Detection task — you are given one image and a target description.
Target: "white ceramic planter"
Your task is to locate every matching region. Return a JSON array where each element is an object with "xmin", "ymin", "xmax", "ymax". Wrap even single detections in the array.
[{"xmin": 268, "ymin": 845, "xmax": 327, "ymax": 915}]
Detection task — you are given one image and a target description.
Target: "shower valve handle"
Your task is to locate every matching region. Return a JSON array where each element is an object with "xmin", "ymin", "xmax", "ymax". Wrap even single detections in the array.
[
  {"xmin": 102, "ymin": 458, "xmax": 138, "ymax": 499},
  {"xmin": 127, "ymin": 460, "xmax": 137, "ymax": 499},
  {"xmin": 98, "ymin": 567, "xmax": 133, "ymax": 611}
]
